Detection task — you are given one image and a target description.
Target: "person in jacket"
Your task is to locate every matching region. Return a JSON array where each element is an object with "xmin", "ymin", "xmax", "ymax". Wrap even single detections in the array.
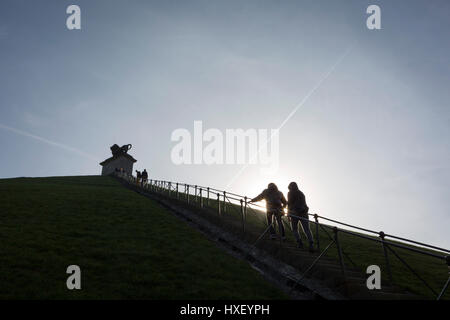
[
  {"xmin": 250, "ymin": 183, "xmax": 287, "ymax": 240},
  {"xmin": 141, "ymin": 169, "xmax": 148, "ymax": 186},
  {"xmin": 135, "ymin": 170, "xmax": 141, "ymax": 186},
  {"xmin": 287, "ymin": 181, "xmax": 314, "ymax": 252}
]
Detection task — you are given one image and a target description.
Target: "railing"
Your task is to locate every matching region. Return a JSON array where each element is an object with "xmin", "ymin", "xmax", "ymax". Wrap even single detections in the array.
[{"xmin": 114, "ymin": 172, "xmax": 450, "ymax": 300}]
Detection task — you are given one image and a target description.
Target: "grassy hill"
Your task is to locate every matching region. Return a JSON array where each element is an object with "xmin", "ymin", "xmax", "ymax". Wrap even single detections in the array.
[{"xmin": 0, "ymin": 176, "xmax": 288, "ymax": 299}]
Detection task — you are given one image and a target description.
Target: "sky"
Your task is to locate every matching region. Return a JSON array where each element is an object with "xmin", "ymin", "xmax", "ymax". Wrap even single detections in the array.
[{"xmin": 0, "ymin": 0, "xmax": 449, "ymax": 248}]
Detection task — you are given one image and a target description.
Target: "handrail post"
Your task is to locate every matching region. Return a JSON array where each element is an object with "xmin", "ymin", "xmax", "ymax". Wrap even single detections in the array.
[
  {"xmin": 217, "ymin": 193, "xmax": 221, "ymax": 216},
  {"xmin": 333, "ymin": 227, "xmax": 346, "ymax": 281},
  {"xmin": 194, "ymin": 185, "xmax": 198, "ymax": 203},
  {"xmin": 437, "ymin": 256, "xmax": 450, "ymax": 300},
  {"xmin": 240, "ymin": 199, "xmax": 245, "ymax": 234},
  {"xmin": 199, "ymin": 188, "xmax": 203, "ymax": 208},
  {"xmin": 176, "ymin": 183, "xmax": 179, "ymax": 199},
  {"xmin": 314, "ymin": 214, "xmax": 320, "ymax": 251},
  {"xmin": 186, "ymin": 184, "xmax": 190, "ymax": 204},
  {"xmin": 244, "ymin": 196, "xmax": 248, "ymax": 233},
  {"xmin": 379, "ymin": 231, "xmax": 393, "ymax": 284},
  {"xmin": 223, "ymin": 191, "xmax": 226, "ymax": 214},
  {"xmin": 168, "ymin": 182, "xmax": 171, "ymax": 197},
  {"xmin": 206, "ymin": 187, "xmax": 210, "ymax": 207}
]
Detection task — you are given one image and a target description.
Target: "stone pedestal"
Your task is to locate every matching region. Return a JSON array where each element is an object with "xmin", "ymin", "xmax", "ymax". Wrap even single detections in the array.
[{"xmin": 100, "ymin": 153, "xmax": 137, "ymax": 176}]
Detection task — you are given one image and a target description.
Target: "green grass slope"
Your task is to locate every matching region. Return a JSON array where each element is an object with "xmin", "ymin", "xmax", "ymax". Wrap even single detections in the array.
[{"xmin": 0, "ymin": 176, "xmax": 287, "ymax": 299}]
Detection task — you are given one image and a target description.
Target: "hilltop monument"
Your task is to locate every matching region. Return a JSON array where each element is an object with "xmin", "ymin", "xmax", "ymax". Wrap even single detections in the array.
[{"xmin": 99, "ymin": 144, "xmax": 137, "ymax": 176}]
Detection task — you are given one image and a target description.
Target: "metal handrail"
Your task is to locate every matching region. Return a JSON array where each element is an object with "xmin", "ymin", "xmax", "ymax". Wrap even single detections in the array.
[
  {"xmin": 146, "ymin": 177, "xmax": 449, "ymax": 255},
  {"xmin": 118, "ymin": 173, "xmax": 450, "ymax": 299}
]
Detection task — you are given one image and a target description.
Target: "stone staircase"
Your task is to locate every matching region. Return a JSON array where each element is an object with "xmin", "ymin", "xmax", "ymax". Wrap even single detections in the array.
[
  {"xmin": 263, "ymin": 239, "xmax": 420, "ymax": 299},
  {"xmin": 118, "ymin": 176, "xmax": 424, "ymax": 300}
]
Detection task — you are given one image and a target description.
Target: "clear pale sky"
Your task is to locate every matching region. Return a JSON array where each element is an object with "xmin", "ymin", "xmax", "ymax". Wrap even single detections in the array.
[{"xmin": 0, "ymin": 0, "xmax": 449, "ymax": 248}]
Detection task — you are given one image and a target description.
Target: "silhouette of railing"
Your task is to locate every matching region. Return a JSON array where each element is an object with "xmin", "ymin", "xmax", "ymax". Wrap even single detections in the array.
[{"xmin": 114, "ymin": 172, "xmax": 450, "ymax": 300}]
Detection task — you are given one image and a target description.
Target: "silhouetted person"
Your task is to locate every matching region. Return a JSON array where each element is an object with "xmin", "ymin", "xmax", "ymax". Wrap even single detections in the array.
[
  {"xmin": 135, "ymin": 170, "xmax": 141, "ymax": 185},
  {"xmin": 250, "ymin": 183, "xmax": 287, "ymax": 240},
  {"xmin": 141, "ymin": 169, "xmax": 148, "ymax": 186},
  {"xmin": 287, "ymin": 182, "xmax": 314, "ymax": 252}
]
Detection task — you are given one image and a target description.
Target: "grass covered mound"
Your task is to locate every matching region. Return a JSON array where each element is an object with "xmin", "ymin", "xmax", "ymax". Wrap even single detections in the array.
[{"xmin": 0, "ymin": 176, "xmax": 287, "ymax": 299}]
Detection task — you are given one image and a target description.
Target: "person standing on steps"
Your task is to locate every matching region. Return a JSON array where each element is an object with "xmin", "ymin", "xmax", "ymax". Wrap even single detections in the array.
[
  {"xmin": 135, "ymin": 170, "xmax": 141, "ymax": 186},
  {"xmin": 287, "ymin": 181, "xmax": 314, "ymax": 252},
  {"xmin": 141, "ymin": 169, "xmax": 148, "ymax": 187},
  {"xmin": 250, "ymin": 183, "xmax": 287, "ymax": 240}
]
